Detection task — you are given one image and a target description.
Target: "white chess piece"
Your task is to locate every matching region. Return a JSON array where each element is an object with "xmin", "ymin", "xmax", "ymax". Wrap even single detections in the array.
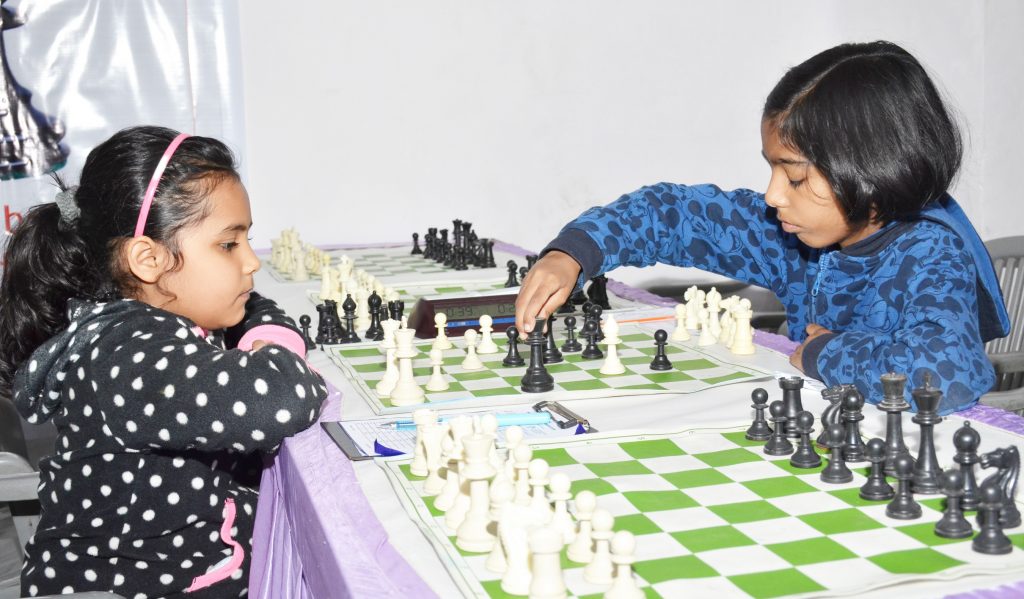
[
  {"xmin": 485, "ymin": 479, "xmax": 515, "ymax": 573},
  {"xmin": 504, "ymin": 426, "xmax": 524, "ymax": 481},
  {"xmin": 605, "ymin": 530, "xmax": 644, "ymax": 599},
  {"xmin": 410, "ymin": 408, "xmax": 436, "ymax": 477},
  {"xmin": 567, "ymin": 490, "xmax": 596, "ymax": 563},
  {"xmin": 684, "ymin": 286, "xmax": 701, "ymax": 330},
  {"xmin": 379, "ymin": 319, "xmax": 401, "ymax": 355},
  {"xmin": 425, "ymin": 348, "xmax": 449, "ymax": 392},
  {"xmin": 599, "ymin": 315, "xmax": 625, "ymax": 375},
  {"xmin": 529, "ymin": 527, "xmax": 567, "ymax": 599},
  {"xmin": 355, "ymin": 288, "xmax": 371, "ymax": 331},
  {"xmin": 476, "ymin": 315, "xmax": 500, "ymax": 354},
  {"xmin": 513, "ymin": 444, "xmax": 533, "ymax": 506},
  {"xmin": 434, "ymin": 435, "xmax": 460, "ymax": 512},
  {"xmin": 456, "ymin": 434, "xmax": 498, "ymax": 552},
  {"xmin": 318, "ymin": 266, "xmax": 334, "ymax": 302},
  {"xmin": 389, "ymin": 329, "xmax": 425, "ymax": 406},
  {"xmin": 548, "ymin": 473, "xmax": 575, "ymax": 545},
  {"xmin": 461, "ymin": 329, "xmax": 486, "ymax": 370},
  {"xmin": 291, "ymin": 249, "xmax": 308, "ymax": 281},
  {"xmin": 730, "ymin": 303, "xmax": 756, "ymax": 355},
  {"xmin": 499, "ymin": 513, "xmax": 532, "ymax": 595},
  {"xmin": 697, "ymin": 308, "xmax": 717, "ymax": 346},
  {"xmin": 671, "ymin": 303, "xmax": 690, "ymax": 341},
  {"xmin": 421, "ymin": 423, "xmax": 447, "ymax": 496},
  {"xmin": 433, "ymin": 313, "xmax": 453, "ymax": 350},
  {"xmin": 583, "ymin": 508, "xmax": 615, "ymax": 585},
  {"xmin": 480, "ymin": 414, "xmax": 504, "ymax": 473},
  {"xmin": 528, "ymin": 459, "xmax": 554, "ymax": 524},
  {"xmin": 374, "ymin": 348, "xmax": 399, "ymax": 398}
]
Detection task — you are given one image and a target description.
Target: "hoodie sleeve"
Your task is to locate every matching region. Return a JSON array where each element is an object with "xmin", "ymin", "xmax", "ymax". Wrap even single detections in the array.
[
  {"xmin": 86, "ymin": 309, "xmax": 328, "ymax": 454},
  {"xmin": 544, "ymin": 182, "xmax": 806, "ymax": 298},
  {"xmin": 223, "ymin": 292, "xmax": 307, "ymax": 357}
]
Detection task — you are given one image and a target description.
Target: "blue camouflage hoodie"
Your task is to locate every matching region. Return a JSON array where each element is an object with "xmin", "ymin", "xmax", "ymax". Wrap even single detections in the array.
[{"xmin": 545, "ymin": 183, "xmax": 1010, "ymax": 415}]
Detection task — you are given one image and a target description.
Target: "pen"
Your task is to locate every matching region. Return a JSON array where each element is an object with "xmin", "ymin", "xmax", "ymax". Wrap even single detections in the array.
[{"xmin": 379, "ymin": 411, "xmax": 552, "ymax": 430}]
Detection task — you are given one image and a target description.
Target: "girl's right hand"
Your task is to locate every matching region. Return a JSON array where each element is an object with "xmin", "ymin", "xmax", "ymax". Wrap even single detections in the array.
[{"xmin": 514, "ymin": 250, "xmax": 582, "ymax": 336}]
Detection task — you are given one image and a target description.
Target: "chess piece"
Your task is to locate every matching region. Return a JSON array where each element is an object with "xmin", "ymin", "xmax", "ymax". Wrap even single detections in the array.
[
  {"xmin": 584, "ymin": 509, "xmax": 615, "ymax": 585},
  {"xmin": 548, "ymin": 473, "xmax": 575, "ymax": 545},
  {"xmin": 366, "ymin": 291, "xmax": 385, "ymax": 341},
  {"xmin": 374, "ymin": 348, "xmax": 399, "ymax": 398},
  {"xmin": 461, "ymin": 330, "xmax": 486, "ymax": 371},
  {"xmin": 910, "ymin": 376, "xmax": 943, "ymax": 494},
  {"xmin": 340, "ymin": 294, "xmax": 361, "ymax": 343},
  {"xmin": 410, "ymin": 408, "xmax": 435, "ymax": 477},
  {"xmin": 859, "ymin": 438, "xmax": 895, "ymax": 501},
  {"xmin": 979, "ymin": 446, "xmax": 1022, "ymax": 529},
  {"xmin": 820, "ymin": 423, "xmax": 854, "ymax": 484},
  {"xmin": 502, "ymin": 326, "xmax": 526, "ymax": 367},
  {"xmin": 411, "ymin": 231, "xmax": 423, "ymax": 254},
  {"xmin": 587, "ymin": 274, "xmax": 612, "ymax": 310},
  {"xmin": 815, "ymin": 384, "xmax": 846, "ymax": 447},
  {"xmin": 745, "ymin": 388, "xmax": 772, "ymax": 441},
  {"xmin": 567, "ymin": 490, "xmax": 596, "ymax": 563},
  {"xmin": 456, "ymin": 434, "xmax": 498, "ymax": 552},
  {"xmin": 521, "ymin": 319, "xmax": 554, "ymax": 393},
  {"xmin": 879, "ymin": 372, "xmax": 914, "ymax": 477},
  {"xmin": 528, "ymin": 459, "xmax": 554, "ymax": 523},
  {"xmin": 839, "ymin": 387, "xmax": 868, "ymax": 462},
  {"xmin": 389, "ymin": 329, "xmax": 425, "ymax": 406},
  {"xmin": 425, "ymin": 348, "xmax": 450, "ymax": 392},
  {"xmin": 649, "ymin": 329, "xmax": 673, "ymax": 371},
  {"xmin": 606, "ymin": 531, "xmax": 644, "ymax": 599},
  {"xmin": 512, "ymin": 444, "xmax": 533, "ymax": 506},
  {"xmin": 499, "ymin": 517, "xmax": 532, "ymax": 595},
  {"xmin": 697, "ymin": 308, "xmax": 716, "ymax": 346},
  {"xmin": 729, "ymin": 303, "xmax": 755, "ymax": 355},
  {"xmin": 542, "ymin": 315, "xmax": 564, "ymax": 364},
  {"xmin": 671, "ymin": 303, "xmax": 691, "ymax": 341},
  {"xmin": 561, "ymin": 316, "xmax": 583, "ymax": 353},
  {"xmin": 421, "ymin": 423, "xmax": 447, "ymax": 496},
  {"xmin": 683, "ymin": 286, "xmax": 701, "ymax": 330},
  {"xmin": 298, "ymin": 314, "xmax": 316, "ymax": 350},
  {"xmin": 779, "ymin": 376, "xmax": 804, "ymax": 439},
  {"xmin": 935, "ymin": 470, "xmax": 974, "ymax": 539},
  {"xmin": 789, "ymin": 411, "xmax": 822, "ymax": 469},
  {"xmin": 315, "ymin": 300, "xmax": 344, "ymax": 345},
  {"xmin": 477, "ymin": 315, "xmax": 500, "ymax": 354},
  {"xmin": 886, "ymin": 454, "xmax": 923, "ymax": 520},
  {"xmin": 953, "ymin": 421, "xmax": 982, "ymax": 511},
  {"xmin": 588, "ymin": 304, "xmax": 605, "ymax": 342},
  {"xmin": 432, "ymin": 313, "xmax": 453, "ymax": 350},
  {"xmin": 528, "ymin": 527, "xmax": 567, "ymax": 599},
  {"xmin": 580, "ymin": 318, "xmax": 604, "ymax": 360},
  {"xmin": 485, "ymin": 479, "xmax": 515, "ymax": 573},
  {"xmin": 973, "ymin": 479, "xmax": 1013, "ymax": 555},
  {"xmin": 599, "ymin": 315, "xmax": 625, "ymax": 375},
  {"xmin": 763, "ymin": 401, "xmax": 794, "ymax": 456}
]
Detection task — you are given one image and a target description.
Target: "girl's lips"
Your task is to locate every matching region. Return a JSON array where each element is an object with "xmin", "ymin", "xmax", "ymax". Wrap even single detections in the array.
[{"xmin": 781, "ymin": 221, "xmax": 800, "ymax": 233}]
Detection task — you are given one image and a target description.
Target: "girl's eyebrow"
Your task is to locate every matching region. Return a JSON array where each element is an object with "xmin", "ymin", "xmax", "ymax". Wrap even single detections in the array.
[
  {"xmin": 760, "ymin": 151, "xmax": 808, "ymax": 166},
  {"xmin": 220, "ymin": 223, "xmax": 252, "ymax": 234}
]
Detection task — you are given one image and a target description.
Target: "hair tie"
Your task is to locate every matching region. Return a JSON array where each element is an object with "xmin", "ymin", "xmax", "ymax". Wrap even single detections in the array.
[
  {"xmin": 135, "ymin": 133, "xmax": 191, "ymax": 237},
  {"xmin": 54, "ymin": 185, "xmax": 81, "ymax": 227}
]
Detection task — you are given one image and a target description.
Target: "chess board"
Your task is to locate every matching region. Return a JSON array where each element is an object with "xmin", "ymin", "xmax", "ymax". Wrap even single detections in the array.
[
  {"xmin": 327, "ymin": 323, "xmax": 773, "ymax": 415},
  {"xmin": 379, "ymin": 427, "xmax": 1024, "ymax": 598}
]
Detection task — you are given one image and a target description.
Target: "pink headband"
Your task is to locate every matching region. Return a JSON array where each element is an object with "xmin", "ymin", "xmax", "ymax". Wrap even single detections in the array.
[{"xmin": 134, "ymin": 133, "xmax": 191, "ymax": 237}]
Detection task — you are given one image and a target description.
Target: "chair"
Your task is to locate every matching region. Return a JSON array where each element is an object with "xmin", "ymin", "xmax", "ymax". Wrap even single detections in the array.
[{"xmin": 980, "ymin": 235, "xmax": 1024, "ymax": 415}]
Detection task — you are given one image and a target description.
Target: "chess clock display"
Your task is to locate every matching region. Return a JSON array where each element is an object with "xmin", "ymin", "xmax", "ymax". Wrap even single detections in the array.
[{"xmin": 408, "ymin": 293, "xmax": 519, "ymax": 338}]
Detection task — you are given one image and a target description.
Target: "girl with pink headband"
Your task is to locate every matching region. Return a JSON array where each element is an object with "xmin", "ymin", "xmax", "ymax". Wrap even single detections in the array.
[{"xmin": 0, "ymin": 126, "xmax": 328, "ymax": 598}]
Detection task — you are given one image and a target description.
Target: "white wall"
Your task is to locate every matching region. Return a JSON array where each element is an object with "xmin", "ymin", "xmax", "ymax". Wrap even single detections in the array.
[{"xmin": 238, "ymin": 0, "xmax": 1021, "ymax": 256}]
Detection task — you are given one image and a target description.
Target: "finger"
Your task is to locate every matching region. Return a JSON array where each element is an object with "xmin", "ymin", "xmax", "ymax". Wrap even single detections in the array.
[{"xmin": 805, "ymin": 323, "xmax": 825, "ymax": 336}]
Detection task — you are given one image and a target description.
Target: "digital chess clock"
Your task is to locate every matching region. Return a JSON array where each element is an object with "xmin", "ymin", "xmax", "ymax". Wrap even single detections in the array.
[{"xmin": 408, "ymin": 292, "xmax": 520, "ymax": 339}]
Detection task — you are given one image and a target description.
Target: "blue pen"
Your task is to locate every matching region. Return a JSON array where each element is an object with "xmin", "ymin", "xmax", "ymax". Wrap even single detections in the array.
[{"xmin": 380, "ymin": 411, "xmax": 552, "ymax": 430}]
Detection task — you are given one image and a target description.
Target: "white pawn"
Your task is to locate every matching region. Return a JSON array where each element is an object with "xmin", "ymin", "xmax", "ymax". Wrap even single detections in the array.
[
  {"xmin": 567, "ymin": 490, "xmax": 596, "ymax": 563},
  {"xmin": 513, "ymin": 444, "xmax": 533, "ymax": 506},
  {"xmin": 548, "ymin": 473, "xmax": 575, "ymax": 545},
  {"xmin": 503, "ymin": 426, "xmax": 524, "ymax": 482},
  {"xmin": 604, "ymin": 531, "xmax": 643, "ymax": 599},
  {"xmin": 529, "ymin": 527, "xmax": 568, "ymax": 599},
  {"xmin": 425, "ymin": 348, "xmax": 449, "ymax": 392},
  {"xmin": 485, "ymin": 479, "xmax": 515, "ymax": 573},
  {"xmin": 697, "ymin": 308, "xmax": 716, "ymax": 346},
  {"xmin": 599, "ymin": 315, "xmax": 625, "ymax": 375},
  {"xmin": 461, "ymin": 329, "xmax": 486, "ymax": 370},
  {"xmin": 432, "ymin": 313, "xmax": 453, "ymax": 350},
  {"xmin": 671, "ymin": 303, "xmax": 690, "ymax": 341},
  {"xmin": 421, "ymin": 423, "xmax": 447, "ymax": 496},
  {"xmin": 477, "ymin": 315, "xmax": 500, "ymax": 354},
  {"xmin": 410, "ymin": 408, "xmax": 436, "ymax": 477},
  {"xmin": 374, "ymin": 348, "xmax": 399, "ymax": 398},
  {"xmin": 528, "ymin": 459, "xmax": 554, "ymax": 524},
  {"xmin": 583, "ymin": 508, "xmax": 615, "ymax": 585}
]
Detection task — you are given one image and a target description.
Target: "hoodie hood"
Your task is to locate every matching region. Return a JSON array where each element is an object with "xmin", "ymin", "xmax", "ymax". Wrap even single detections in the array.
[
  {"xmin": 14, "ymin": 298, "xmax": 148, "ymax": 424},
  {"xmin": 920, "ymin": 194, "xmax": 1011, "ymax": 343}
]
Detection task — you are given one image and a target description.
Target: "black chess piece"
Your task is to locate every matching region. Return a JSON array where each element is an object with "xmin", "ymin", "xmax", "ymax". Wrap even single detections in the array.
[
  {"xmin": 561, "ymin": 316, "xmax": 582, "ymax": 353},
  {"xmin": 315, "ymin": 302, "xmax": 342, "ymax": 345},
  {"xmin": 519, "ymin": 265, "xmax": 529, "ymax": 282},
  {"xmin": 298, "ymin": 314, "xmax": 316, "ymax": 350},
  {"xmin": 588, "ymin": 304, "xmax": 605, "ymax": 342},
  {"xmin": 979, "ymin": 446, "xmax": 1022, "ymax": 529},
  {"xmin": 411, "ymin": 232, "xmax": 423, "ymax": 255},
  {"xmin": 816, "ymin": 385, "xmax": 846, "ymax": 447},
  {"xmin": 910, "ymin": 376, "xmax": 944, "ymax": 495},
  {"xmin": 542, "ymin": 316, "xmax": 564, "ymax": 364},
  {"xmin": 521, "ymin": 318, "xmax": 554, "ymax": 393},
  {"xmin": 504, "ymin": 260, "xmax": 520, "ymax": 287},
  {"xmin": 649, "ymin": 329, "xmax": 673, "ymax": 371},
  {"xmin": 503, "ymin": 326, "xmax": 526, "ymax": 367},
  {"xmin": 764, "ymin": 401, "xmax": 794, "ymax": 456},
  {"xmin": 481, "ymin": 238, "xmax": 496, "ymax": 268},
  {"xmin": 745, "ymin": 388, "xmax": 772, "ymax": 441},
  {"xmin": 340, "ymin": 294, "xmax": 361, "ymax": 343},
  {"xmin": 779, "ymin": 376, "xmax": 805, "ymax": 439},
  {"xmin": 569, "ymin": 287, "xmax": 588, "ymax": 306},
  {"xmin": 365, "ymin": 291, "xmax": 385, "ymax": 341},
  {"xmin": 388, "ymin": 300, "xmax": 405, "ymax": 323},
  {"xmin": 556, "ymin": 300, "xmax": 575, "ymax": 314},
  {"xmin": 935, "ymin": 470, "xmax": 974, "ymax": 539},
  {"xmin": 973, "ymin": 479, "xmax": 1013, "ymax": 555},
  {"xmin": 859, "ymin": 438, "xmax": 895, "ymax": 501},
  {"xmin": 526, "ymin": 254, "xmax": 539, "ymax": 271},
  {"xmin": 789, "ymin": 411, "xmax": 822, "ymax": 469},
  {"xmin": 820, "ymin": 423, "xmax": 853, "ymax": 484},
  {"xmin": 587, "ymin": 275, "xmax": 612, "ymax": 310},
  {"xmin": 841, "ymin": 387, "xmax": 867, "ymax": 462},
  {"xmin": 580, "ymin": 318, "xmax": 604, "ymax": 360},
  {"xmin": 953, "ymin": 421, "xmax": 982, "ymax": 512},
  {"xmin": 886, "ymin": 454, "xmax": 923, "ymax": 520},
  {"xmin": 879, "ymin": 372, "xmax": 914, "ymax": 477}
]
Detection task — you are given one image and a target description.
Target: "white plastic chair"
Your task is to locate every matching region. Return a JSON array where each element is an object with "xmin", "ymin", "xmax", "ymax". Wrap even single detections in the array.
[{"xmin": 981, "ymin": 235, "xmax": 1024, "ymax": 414}]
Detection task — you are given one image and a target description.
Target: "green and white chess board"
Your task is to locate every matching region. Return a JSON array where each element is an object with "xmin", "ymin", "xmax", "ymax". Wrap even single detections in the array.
[
  {"xmin": 380, "ymin": 427, "xmax": 1024, "ymax": 598},
  {"xmin": 327, "ymin": 323, "xmax": 772, "ymax": 415},
  {"xmin": 265, "ymin": 245, "xmax": 509, "ymax": 283}
]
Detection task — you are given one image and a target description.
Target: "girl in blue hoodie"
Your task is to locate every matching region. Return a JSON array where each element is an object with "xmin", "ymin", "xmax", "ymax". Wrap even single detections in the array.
[{"xmin": 515, "ymin": 41, "xmax": 1009, "ymax": 414}]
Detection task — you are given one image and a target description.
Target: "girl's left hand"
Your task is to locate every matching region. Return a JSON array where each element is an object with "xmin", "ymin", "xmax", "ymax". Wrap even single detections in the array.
[
  {"xmin": 789, "ymin": 323, "xmax": 833, "ymax": 372},
  {"xmin": 250, "ymin": 340, "xmax": 270, "ymax": 351}
]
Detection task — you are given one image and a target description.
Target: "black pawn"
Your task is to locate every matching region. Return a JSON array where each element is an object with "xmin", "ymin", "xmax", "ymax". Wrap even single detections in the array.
[
  {"xmin": 859, "ymin": 438, "xmax": 895, "ymax": 501},
  {"xmin": 973, "ymin": 479, "xmax": 1013, "ymax": 554},
  {"xmin": 779, "ymin": 376, "xmax": 805, "ymax": 439},
  {"xmin": 886, "ymin": 455, "xmax": 923, "ymax": 520},
  {"xmin": 953, "ymin": 421, "xmax": 982, "ymax": 511},
  {"xmin": 340, "ymin": 294, "xmax": 361, "ymax": 343},
  {"xmin": 502, "ymin": 326, "xmax": 525, "ymax": 367},
  {"xmin": 841, "ymin": 387, "xmax": 867, "ymax": 462},
  {"xmin": 365, "ymin": 291, "xmax": 384, "ymax": 341},
  {"xmin": 569, "ymin": 287, "xmax": 588, "ymax": 306},
  {"xmin": 411, "ymin": 232, "xmax": 423, "ymax": 254},
  {"xmin": 519, "ymin": 266, "xmax": 529, "ymax": 282},
  {"xmin": 542, "ymin": 316, "xmax": 564, "ymax": 364},
  {"xmin": 298, "ymin": 314, "xmax": 316, "ymax": 350},
  {"xmin": 763, "ymin": 401, "xmax": 794, "ymax": 456},
  {"xmin": 789, "ymin": 411, "xmax": 822, "ymax": 469},
  {"xmin": 816, "ymin": 385, "xmax": 845, "ymax": 447},
  {"xmin": 526, "ymin": 254, "xmax": 539, "ymax": 271},
  {"xmin": 745, "ymin": 388, "xmax": 772, "ymax": 442},
  {"xmin": 561, "ymin": 316, "xmax": 582, "ymax": 353},
  {"xmin": 935, "ymin": 470, "xmax": 973, "ymax": 539},
  {"xmin": 388, "ymin": 300, "xmax": 405, "ymax": 323},
  {"xmin": 580, "ymin": 318, "xmax": 603, "ymax": 360},
  {"xmin": 820, "ymin": 423, "xmax": 854, "ymax": 484},
  {"xmin": 649, "ymin": 329, "xmax": 673, "ymax": 371},
  {"xmin": 521, "ymin": 319, "xmax": 554, "ymax": 393},
  {"xmin": 911, "ymin": 377, "xmax": 944, "ymax": 495},
  {"xmin": 504, "ymin": 260, "xmax": 520, "ymax": 287},
  {"xmin": 589, "ymin": 304, "xmax": 605, "ymax": 342}
]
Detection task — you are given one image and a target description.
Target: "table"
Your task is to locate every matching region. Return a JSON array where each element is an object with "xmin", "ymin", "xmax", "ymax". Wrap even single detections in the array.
[{"xmin": 248, "ymin": 242, "xmax": 1024, "ymax": 598}]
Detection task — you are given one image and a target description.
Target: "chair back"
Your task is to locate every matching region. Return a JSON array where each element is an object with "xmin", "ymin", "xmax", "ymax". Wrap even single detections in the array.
[{"xmin": 984, "ymin": 235, "xmax": 1024, "ymax": 392}]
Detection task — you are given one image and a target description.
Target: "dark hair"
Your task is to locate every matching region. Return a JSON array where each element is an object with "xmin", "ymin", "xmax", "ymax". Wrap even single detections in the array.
[
  {"xmin": 763, "ymin": 41, "xmax": 962, "ymax": 226},
  {"xmin": 0, "ymin": 126, "xmax": 238, "ymax": 394}
]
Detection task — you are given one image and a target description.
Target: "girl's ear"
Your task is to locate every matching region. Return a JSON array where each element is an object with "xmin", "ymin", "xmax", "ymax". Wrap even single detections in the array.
[{"xmin": 124, "ymin": 236, "xmax": 170, "ymax": 283}]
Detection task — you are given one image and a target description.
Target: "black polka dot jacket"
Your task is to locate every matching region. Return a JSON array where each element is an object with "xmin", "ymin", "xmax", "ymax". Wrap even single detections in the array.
[{"xmin": 13, "ymin": 294, "xmax": 329, "ymax": 598}]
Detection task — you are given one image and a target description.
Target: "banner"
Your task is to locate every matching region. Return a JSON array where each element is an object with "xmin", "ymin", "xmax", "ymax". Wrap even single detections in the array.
[{"xmin": 0, "ymin": 0, "xmax": 244, "ymax": 234}]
